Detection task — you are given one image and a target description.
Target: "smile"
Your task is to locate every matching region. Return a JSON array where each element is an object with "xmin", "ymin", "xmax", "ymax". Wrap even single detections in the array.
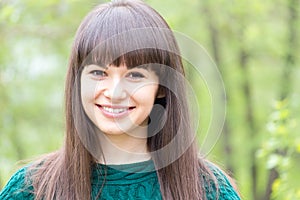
[
  {"xmin": 96, "ymin": 104, "xmax": 135, "ymax": 118},
  {"xmin": 102, "ymin": 107, "xmax": 128, "ymax": 114}
]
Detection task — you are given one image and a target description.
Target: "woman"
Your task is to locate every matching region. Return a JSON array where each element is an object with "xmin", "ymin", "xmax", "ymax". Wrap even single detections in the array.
[{"xmin": 0, "ymin": 0, "xmax": 240, "ymax": 199}]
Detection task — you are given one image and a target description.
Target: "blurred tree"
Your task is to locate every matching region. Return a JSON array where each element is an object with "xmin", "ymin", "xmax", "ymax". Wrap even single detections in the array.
[
  {"xmin": 280, "ymin": 0, "xmax": 299, "ymax": 100},
  {"xmin": 257, "ymin": 99, "xmax": 300, "ymax": 200},
  {"xmin": 200, "ymin": 1, "xmax": 234, "ymax": 174}
]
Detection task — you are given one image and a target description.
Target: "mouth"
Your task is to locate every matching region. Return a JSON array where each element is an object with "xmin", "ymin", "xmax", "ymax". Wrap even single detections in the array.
[
  {"xmin": 96, "ymin": 104, "xmax": 135, "ymax": 118},
  {"xmin": 102, "ymin": 106, "xmax": 128, "ymax": 114}
]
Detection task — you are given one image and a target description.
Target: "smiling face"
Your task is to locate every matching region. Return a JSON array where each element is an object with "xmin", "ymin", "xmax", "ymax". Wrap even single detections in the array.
[{"xmin": 80, "ymin": 64, "xmax": 160, "ymax": 137}]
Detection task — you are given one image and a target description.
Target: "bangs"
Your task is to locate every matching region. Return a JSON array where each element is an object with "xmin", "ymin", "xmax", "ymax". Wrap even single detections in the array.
[{"xmin": 76, "ymin": 3, "xmax": 180, "ymax": 75}]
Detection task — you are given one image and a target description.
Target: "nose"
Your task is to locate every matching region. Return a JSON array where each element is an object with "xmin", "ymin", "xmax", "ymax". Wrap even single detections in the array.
[{"xmin": 103, "ymin": 78, "xmax": 127, "ymax": 101}]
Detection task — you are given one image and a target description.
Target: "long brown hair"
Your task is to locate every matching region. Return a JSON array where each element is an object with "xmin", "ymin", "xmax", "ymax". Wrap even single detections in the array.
[{"xmin": 28, "ymin": 0, "xmax": 216, "ymax": 199}]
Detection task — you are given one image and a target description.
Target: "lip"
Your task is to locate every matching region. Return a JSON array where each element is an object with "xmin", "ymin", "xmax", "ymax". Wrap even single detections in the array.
[{"xmin": 96, "ymin": 104, "xmax": 135, "ymax": 119}]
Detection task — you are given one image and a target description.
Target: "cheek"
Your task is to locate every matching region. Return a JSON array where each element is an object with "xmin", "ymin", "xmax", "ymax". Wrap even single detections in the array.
[
  {"xmin": 132, "ymin": 85, "xmax": 158, "ymax": 105},
  {"xmin": 81, "ymin": 79, "xmax": 99, "ymax": 101},
  {"xmin": 80, "ymin": 79, "xmax": 99, "ymax": 119},
  {"xmin": 80, "ymin": 81, "xmax": 98, "ymax": 124}
]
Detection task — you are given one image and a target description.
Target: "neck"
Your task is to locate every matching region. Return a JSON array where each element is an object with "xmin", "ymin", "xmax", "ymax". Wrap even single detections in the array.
[{"xmin": 97, "ymin": 127, "xmax": 151, "ymax": 165}]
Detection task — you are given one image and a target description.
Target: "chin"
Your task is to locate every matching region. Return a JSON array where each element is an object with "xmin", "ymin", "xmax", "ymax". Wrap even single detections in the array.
[{"xmin": 98, "ymin": 128, "xmax": 128, "ymax": 135}]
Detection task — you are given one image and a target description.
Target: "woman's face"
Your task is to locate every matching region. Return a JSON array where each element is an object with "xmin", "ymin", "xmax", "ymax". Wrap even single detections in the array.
[{"xmin": 80, "ymin": 64, "xmax": 160, "ymax": 136}]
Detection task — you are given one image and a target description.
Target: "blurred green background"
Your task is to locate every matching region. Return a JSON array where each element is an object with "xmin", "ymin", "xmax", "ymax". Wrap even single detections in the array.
[{"xmin": 0, "ymin": 0, "xmax": 300, "ymax": 199}]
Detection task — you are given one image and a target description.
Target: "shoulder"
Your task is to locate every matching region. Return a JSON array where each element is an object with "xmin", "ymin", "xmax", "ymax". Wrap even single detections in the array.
[
  {"xmin": 204, "ymin": 161, "xmax": 241, "ymax": 200},
  {"xmin": 0, "ymin": 165, "xmax": 34, "ymax": 200}
]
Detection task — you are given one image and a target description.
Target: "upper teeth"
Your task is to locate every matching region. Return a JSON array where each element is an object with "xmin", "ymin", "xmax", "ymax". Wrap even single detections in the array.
[{"xmin": 102, "ymin": 107, "xmax": 128, "ymax": 114}]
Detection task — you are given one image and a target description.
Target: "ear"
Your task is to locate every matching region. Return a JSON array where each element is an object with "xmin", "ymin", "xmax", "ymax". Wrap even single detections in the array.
[{"xmin": 156, "ymin": 86, "xmax": 165, "ymax": 98}]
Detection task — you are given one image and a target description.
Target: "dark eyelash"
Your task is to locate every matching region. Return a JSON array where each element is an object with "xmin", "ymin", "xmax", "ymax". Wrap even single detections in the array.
[
  {"xmin": 128, "ymin": 72, "xmax": 145, "ymax": 78},
  {"xmin": 90, "ymin": 70, "xmax": 106, "ymax": 76}
]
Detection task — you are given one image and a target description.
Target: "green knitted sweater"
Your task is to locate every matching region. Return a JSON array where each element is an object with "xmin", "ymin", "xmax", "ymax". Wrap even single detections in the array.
[{"xmin": 0, "ymin": 160, "xmax": 240, "ymax": 199}]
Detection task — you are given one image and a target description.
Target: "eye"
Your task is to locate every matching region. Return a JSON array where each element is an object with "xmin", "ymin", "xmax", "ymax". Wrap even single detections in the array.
[
  {"xmin": 126, "ymin": 72, "xmax": 145, "ymax": 79},
  {"xmin": 90, "ymin": 70, "xmax": 107, "ymax": 78}
]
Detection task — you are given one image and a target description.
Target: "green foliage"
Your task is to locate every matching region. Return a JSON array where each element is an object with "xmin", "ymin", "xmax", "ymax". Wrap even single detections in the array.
[
  {"xmin": 257, "ymin": 99, "xmax": 300, "ymax": 200},
  {"xmin": 0, "ymin": 0, "xmax": 92, "ymax": 185}
]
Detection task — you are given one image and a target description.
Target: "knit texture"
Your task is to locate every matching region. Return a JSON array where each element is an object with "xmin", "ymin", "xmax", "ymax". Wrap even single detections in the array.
[{"xmin": 0, "ymin": 160, "xmax": 240, "ymax": 199}]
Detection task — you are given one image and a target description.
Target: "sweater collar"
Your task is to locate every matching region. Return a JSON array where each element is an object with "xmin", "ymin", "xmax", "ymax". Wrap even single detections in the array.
[{"xmin": 91, "ymin": 159, "xmax": 157, "ymax": 185}]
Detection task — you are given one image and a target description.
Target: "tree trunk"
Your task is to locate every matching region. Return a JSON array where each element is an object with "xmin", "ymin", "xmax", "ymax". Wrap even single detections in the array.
[
  {"xmin": 280, "ymin": 0, "xmax": 298, "ymax": 100},
  {"xmin": 202, "ymin": 3, "xmax": 234, "ymax": 173},
  {"xmin": 238, "ymin": 45, "xmax": 258, "ymax": 200}
]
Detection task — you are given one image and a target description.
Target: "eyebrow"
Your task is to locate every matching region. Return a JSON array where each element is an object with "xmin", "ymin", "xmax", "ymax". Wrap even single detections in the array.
[
  {"xmin": 128, "ymin": 66, "xmax": 151, "ymax": 71},
  {"xmin": 84, "ymin": 64, "xmax": 108, "ymax": 70}
]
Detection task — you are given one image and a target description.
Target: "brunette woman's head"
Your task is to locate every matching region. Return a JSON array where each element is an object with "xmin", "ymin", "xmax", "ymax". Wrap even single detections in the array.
[{"xmin": 65, "ymin": 0, "xmax": 190, "ymax": 162}]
